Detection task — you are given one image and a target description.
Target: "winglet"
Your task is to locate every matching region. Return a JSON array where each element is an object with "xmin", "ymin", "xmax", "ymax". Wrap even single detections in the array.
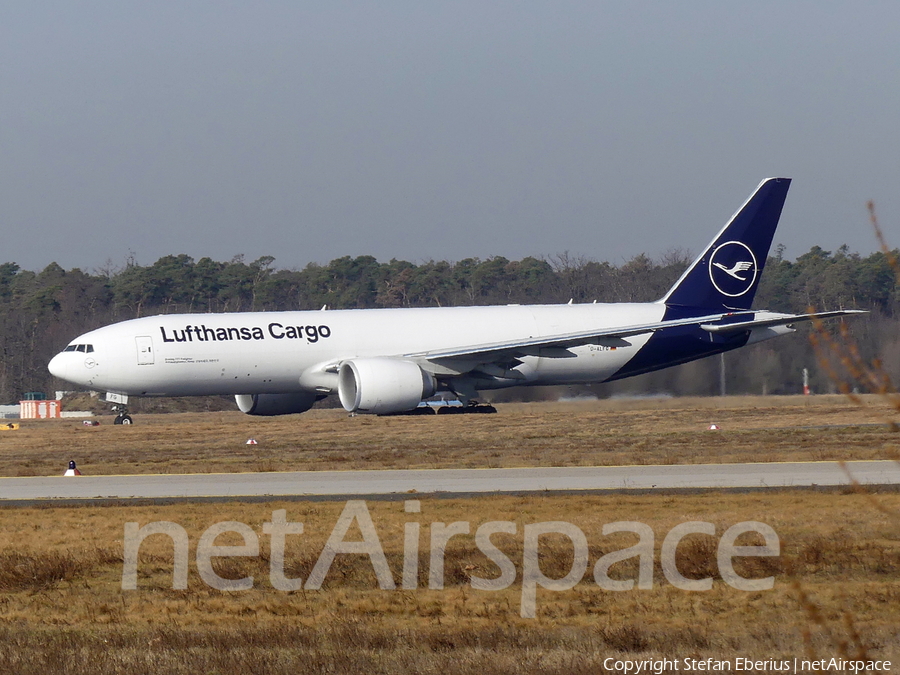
[{"xmin": 660, "ymin": 177, "xmax": 792, "ymax": 311}]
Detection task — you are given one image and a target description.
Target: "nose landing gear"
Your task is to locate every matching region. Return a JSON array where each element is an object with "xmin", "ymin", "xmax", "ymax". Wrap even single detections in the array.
[
  {"xmin": 105, "ymin": 393, "xmax": 134, "ymax": 425},
  {"xmin": 112, "ymin": 405, "xmax": 133, "ymax": 425}
]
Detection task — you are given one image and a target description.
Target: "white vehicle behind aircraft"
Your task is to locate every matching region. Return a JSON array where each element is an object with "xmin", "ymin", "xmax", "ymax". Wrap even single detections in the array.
[{"xmin": 49, "ymin": 178, "xmax": 861, "ymax": 423}]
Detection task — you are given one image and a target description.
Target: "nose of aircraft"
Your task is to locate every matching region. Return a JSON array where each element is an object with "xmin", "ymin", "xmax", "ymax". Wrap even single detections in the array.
[{"xmin": 48, "ymin": 352, "xmax": 68, "ymax": 381}]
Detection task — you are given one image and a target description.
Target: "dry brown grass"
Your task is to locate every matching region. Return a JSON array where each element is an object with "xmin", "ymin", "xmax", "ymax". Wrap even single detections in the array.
[
  {"xmin": 3, "ymin": 395, "xmax": 899, "ymax": 477},
  {"xmin": 1, "ymin": 396, "xmax": 898, "ymax": 672},
  {"xmin": 0, "ymin": 491, "xmax": 898, "ymax": 672}
]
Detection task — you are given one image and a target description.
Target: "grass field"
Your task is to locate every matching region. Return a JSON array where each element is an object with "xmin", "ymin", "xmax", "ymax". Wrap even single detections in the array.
[
  {"xmin": 0, "ymin": 491, "xmax": 898, "ymax": 673},
  {"xmin": 0, "ymin": 396, "xmax": 898, "ymax": 673},
  {"xmin": 2, "ymin": 395, "xmax": 899, "ymax": 477}
]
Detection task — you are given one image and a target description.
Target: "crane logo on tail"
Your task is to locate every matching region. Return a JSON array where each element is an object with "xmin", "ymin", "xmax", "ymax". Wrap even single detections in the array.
[
  {"xmin": 708, "ymin": 241, "xmax": 757, "ymax": 297},
  {"xmin": 713, "ymin": 260, "xmax": 753, "ymax": 280}
]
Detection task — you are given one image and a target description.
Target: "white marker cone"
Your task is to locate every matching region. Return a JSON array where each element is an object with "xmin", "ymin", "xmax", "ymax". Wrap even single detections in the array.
[
  {"xmin": 246, "ymin": 439, "xmax": 258, "ymax": 445},
  {"xmin": 708, "ymin": 424, "xmax": 720, "ymax": 431}
]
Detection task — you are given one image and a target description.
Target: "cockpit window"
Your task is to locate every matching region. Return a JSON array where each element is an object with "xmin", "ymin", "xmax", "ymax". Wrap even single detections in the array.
[{"xmin": 64, "ymin": 344, "xmax": 94, "ymax": 353}]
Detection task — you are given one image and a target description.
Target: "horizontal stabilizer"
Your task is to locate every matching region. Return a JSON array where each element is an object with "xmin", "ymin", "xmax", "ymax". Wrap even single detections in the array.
[{"xmin": 700, "ymin": 310, "xmax": 867, "ymax": 334}]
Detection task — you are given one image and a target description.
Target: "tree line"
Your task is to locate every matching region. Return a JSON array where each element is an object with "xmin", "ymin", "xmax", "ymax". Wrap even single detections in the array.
[{"xmin": 1, "ymin": 245, "xmax": 896, "ymax": 404}]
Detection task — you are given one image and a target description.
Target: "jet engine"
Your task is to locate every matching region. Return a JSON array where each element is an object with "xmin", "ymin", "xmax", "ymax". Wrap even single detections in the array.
[
  {"xmin": 235, "ymin": 392, "xmax": 318, "ymax": 416},
  {"xmin": 338, "ymin": 358, "xmax": 436, "ymax": 414}
]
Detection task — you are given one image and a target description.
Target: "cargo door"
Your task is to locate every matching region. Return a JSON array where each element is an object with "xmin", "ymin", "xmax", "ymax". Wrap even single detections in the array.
[{"xmin": 136, "ymin": 336, "xmax": 155, "ymax": 365}]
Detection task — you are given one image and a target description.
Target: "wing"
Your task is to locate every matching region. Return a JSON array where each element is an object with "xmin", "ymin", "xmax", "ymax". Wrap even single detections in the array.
[
  {"xmin": 401, "ymin": 310, "xmax": 860, "ymax": 377},
  {"xmin": 403, "ymin": 309, "xmax": 865, "ymax": 376}
]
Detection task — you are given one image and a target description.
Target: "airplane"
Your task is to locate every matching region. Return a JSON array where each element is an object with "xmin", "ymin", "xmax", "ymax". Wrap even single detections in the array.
[{"xmin": 49, "ymin": 177, "xmax": 862, "ymax": 424}]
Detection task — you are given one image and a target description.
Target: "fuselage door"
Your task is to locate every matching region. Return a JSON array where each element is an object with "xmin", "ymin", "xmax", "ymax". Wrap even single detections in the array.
[{"xmin": 136, "ymin": 335, "xmax": 155, "ymax": 365}]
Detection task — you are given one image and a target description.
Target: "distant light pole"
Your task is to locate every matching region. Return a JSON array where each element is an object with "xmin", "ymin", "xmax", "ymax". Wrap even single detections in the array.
[{"xmin": 719, "ymin": 352, "xmax": 726, "ymax": 397}]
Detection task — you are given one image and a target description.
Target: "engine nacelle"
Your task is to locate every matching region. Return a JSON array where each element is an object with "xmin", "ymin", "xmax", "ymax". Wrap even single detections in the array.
[
  {"xmin": 235, "ymin": 392, "xmax": 318, "ymax": 416},
  {"xmin": 338, "ymin": 358, "xmax": 436, "ymax": 414}
]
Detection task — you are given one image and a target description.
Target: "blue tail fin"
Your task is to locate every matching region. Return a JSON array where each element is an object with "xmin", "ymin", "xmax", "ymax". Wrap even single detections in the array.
[{"xmin": 660, "ymin": 177, "xmax": 791, "ymax": 311}]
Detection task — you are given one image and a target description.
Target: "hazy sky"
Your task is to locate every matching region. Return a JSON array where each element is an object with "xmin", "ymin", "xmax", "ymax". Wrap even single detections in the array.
[{"xmin": 2, "ymin": 2, "xmax": 898, "ymax": 273}]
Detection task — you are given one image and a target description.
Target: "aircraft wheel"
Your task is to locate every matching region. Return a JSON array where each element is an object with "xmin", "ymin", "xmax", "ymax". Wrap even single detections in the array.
[{"xmin": 114, "ymin": 414, "xmax": 134, "ymax": 425}]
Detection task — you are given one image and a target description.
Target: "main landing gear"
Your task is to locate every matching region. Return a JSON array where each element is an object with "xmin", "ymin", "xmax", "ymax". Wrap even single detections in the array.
[
  {"xmin": 376, "ymin": 400, "xmax": 498, "ymax": 416},
  {"xmin": 436, "ymin": 400, "xmax": 497, "ymax": 415}
]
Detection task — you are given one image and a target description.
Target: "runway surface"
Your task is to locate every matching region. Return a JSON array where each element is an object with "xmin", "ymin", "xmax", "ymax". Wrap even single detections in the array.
[{"xmin": 1, "ymin": 460, "xmax": 898, "ymax": 501}]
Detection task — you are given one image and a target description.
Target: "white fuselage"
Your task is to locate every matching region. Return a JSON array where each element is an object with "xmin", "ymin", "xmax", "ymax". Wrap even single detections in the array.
[{"xmin": 49, "ymin": 302, "xmax": 663, "ymax": 397}]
